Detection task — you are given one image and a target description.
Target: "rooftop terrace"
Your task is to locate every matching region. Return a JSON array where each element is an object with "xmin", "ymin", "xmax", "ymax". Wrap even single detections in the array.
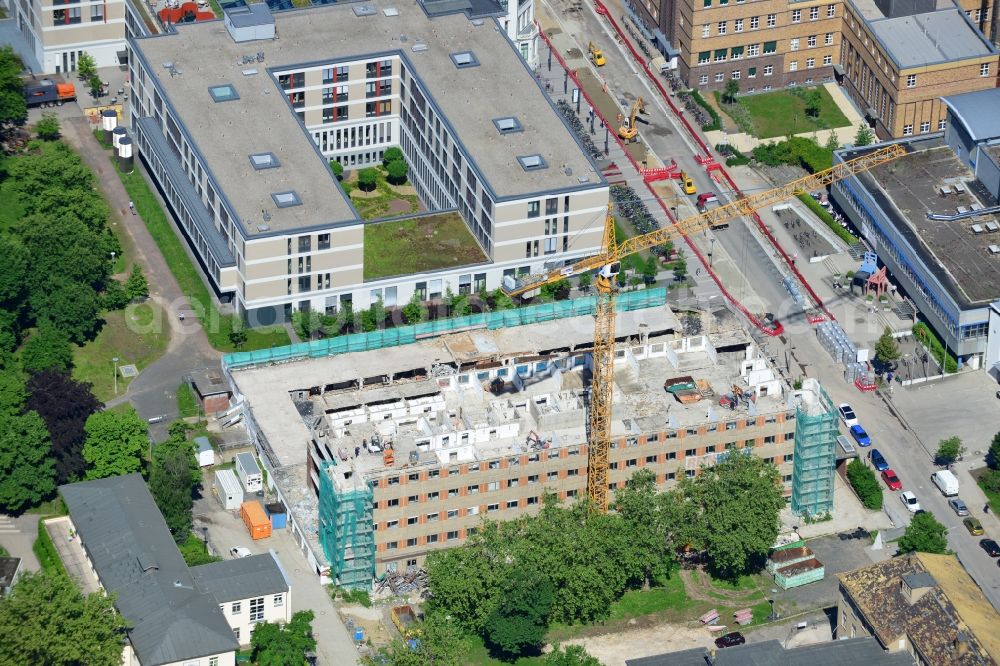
[{"xmin": 132, "ymin": 0, "xmax": 600, "ymax": 236}]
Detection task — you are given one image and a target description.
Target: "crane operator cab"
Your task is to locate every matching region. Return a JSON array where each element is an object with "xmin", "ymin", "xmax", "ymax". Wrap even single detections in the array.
[{"xmin": 596, "ymin": 262, "xmax": 621, "ymax": 290}]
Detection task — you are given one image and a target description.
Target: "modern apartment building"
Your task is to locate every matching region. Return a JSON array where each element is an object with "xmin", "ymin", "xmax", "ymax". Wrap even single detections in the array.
[
  {"xmin": 0, "ymin": 0, "xmax": 129, "ymax": 73},
  {"xmin": 228, "ymin": 302, "xmax": 836, "ymax": 586},
  {"xmin": 625, "ymin": 0, "xmax": 998, "ymax": 138},
  {"xmin": 126, "ymin": 0, "xmax": 603, "ymax": 326}
]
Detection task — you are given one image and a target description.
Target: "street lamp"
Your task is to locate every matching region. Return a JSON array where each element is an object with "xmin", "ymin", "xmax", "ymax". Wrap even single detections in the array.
[
  {"xmin": 112, "ymin": 356, "xmax": 119, "ymax": 395},
  {"xmin": 110, "ymin": 250, "xmax": 116, "ymax": 269},
  {"xmin": 708, "ymin": 237, "xmax": 716, "ymax": 267},
  {"xmin": 767, "ymin": 598, "xmax": 778, "ymax": 621}
]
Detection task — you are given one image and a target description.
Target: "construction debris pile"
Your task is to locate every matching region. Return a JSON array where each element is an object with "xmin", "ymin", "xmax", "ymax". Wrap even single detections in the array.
[{"xmin": 375, "ymin": 567, "xmax": 428, "ymax": 596}]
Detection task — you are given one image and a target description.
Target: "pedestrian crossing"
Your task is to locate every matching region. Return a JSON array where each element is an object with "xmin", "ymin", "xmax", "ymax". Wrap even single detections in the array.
[{"xmin": 0, "ymin": 516, "xmax": 17, "ymax": 533}]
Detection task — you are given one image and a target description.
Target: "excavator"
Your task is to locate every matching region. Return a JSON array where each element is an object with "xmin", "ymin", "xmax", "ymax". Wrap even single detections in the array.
[
  {"xmin": 588, "ymin": 42, "xmax": 606, "ymax": 66},
  {"xmin": 617, "ymin": 97, "xmax": 645, "ymax": 142},
  {"xmin": 501, "ymin": 143, "xmax": 907, "ymax": 512}
]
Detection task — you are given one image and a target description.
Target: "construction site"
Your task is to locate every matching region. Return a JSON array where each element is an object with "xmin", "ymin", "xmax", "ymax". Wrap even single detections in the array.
[{"xmin": 227, "ymin": 291, "xmax": 838, "ymax": 589}]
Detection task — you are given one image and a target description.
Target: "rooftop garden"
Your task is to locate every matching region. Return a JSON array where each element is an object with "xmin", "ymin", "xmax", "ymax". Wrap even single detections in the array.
[
  {"xmin": 363, "ymin": 212, "xmax": 488, "ymax": 281},
  {"xmin": 334, "ymin": 147, "xmax": 422, "ymax": 221}
]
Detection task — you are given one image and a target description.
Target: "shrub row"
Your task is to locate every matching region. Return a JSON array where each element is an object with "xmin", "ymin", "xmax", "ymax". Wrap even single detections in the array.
[
  {"xmin": 912, "ymin": 322, "xmax": 959, "ymax": 373},
  {"xmin": 688, "ymin": 90, "xmax": 721, "ymax": 132},
  {"xmin": 796, "ymin": 193, "xmax": 857, "ymax": 245},
  {"xmin": 752, "ymin": 137, "xmax": 833, "ymax": 173},
  {"xmin": 846, "ymin": 459, "xmax": 883, "ymax": 510}
]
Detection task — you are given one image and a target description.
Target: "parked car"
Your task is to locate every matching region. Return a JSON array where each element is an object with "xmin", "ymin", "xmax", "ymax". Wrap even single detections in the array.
[
  {"xmin": 230, "ymin": 546, "xmax": 252, "ymax": 558},
  {"xmin": 980, "ymin": 538, "xmax": 1000, "ymax": 557},
  {"xmin": 850, "ymin": 424, "xmax": 871, "ymax": 447},
  {"xmin": 715, "ymin": 632, "xmax": 746, "ymax": 649},
  {"xmin": 948, "ymin": 498, "xmax": 970, "ymax": 516},
  {"xmin": 838, "ymin": 403, "xmax": 859, "ymax": 427},
  {"xmin": 869, "ymin": 449, "xmax": 889, "ymax": 472},
  {"xmin": 964, "ymin": 517, "xmax": 984, "ymax": 536},
  {"xmin": 881, "ymin": 469, "xmax": 902, "ymax": 491},
  {"xmin": 900, "ymin": 491, "xmax": 920, "ymax": 513}
]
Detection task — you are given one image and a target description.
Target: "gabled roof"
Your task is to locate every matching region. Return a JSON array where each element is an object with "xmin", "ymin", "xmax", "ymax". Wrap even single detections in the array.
[
  {"xmin": 60, "ymin": 474, "xmax": 239, "ymax": 666},
  {"xmin": 942, "ymin": 88, "xmax": 1000, "ymax": 144},
  {"xmin": 190, "ymin": 552, "xmax": 290, "ymax": 604}
]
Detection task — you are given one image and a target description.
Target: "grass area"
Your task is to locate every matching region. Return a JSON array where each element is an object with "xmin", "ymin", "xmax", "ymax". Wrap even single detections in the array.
[
  {"xmin": 343, "ymin": 166, "xmax": 421, "ymax": 221},
  {"xmin": 709, "ymin": 573, "xmax": 759, "ymax": 592},
  {"xmin": 459, "ymin": 633, "xmax": 547, "ymax": 666},
  {"xmin": 740, "ymin": 88, "xmax": 850, "ymax": 139},
  {"xmin": 796, "ymin": 193, "xmax": 857, "ymax": 245},
  {"xmin": 72, "ymin": 302, "xmax": 169, "ymax": 402},
  {"xmin": 177, "ymin": 381, "xmax": 201, "ymax": 418},
  {"xmin": 974, "ymin": 468, "xmax": 1000, "ymax": 513},
  {"xmin": 33, "ymin": 518, "xmax": 68, "ymax": 579},
  {"xmin": 364, "ymin": 213, "xmax": 487, "ymax": 280},
  {"xmin": 112, "ymin": 158, "xmax": 288, "ymax": 352},
  {"xmin": 178, "ymin": 532, "xmax": 222, "ymax": 566},
  {"xmin": 608, "ymin": 574, "xmax": 691, "ymax": 621},
  {"xmin": 26, "ymin": 497, "xmax": 67, "ymax": 516}
]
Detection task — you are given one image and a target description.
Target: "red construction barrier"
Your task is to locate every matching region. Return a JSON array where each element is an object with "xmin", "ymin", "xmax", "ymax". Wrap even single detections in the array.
[
  {"xmin": 588, "ymin": 1, "xmax": 834, "ymax": 323},
  {"xmin": 536, "ymin": 24, "xmax": 783, "ymax": 337}
]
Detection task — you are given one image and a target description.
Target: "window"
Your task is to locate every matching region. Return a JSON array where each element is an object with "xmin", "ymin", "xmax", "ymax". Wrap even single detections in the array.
[
  {"xmin": 518, "ymin": 154, "xmax": 547, "ymax": 171},
  {"xmin": 407, "ymin": 537, "xmax": 418, "ymax": 547},
  {"xmin": 447, "ymin": 530, "xmax": 459, "ymax": 541},
  {"xmin": 731, "ymin": 46, "xmax": 744, "ymax": 59},
  {"xmin": 426, "ymin": 512, "xmax": 439, "ymax": 522},
  {"xmin": 702, "ymin": 24, "xmax": 710, "ymax": 37},
  {"xmin": 386, "ymin": 519, "xmax": 398, "ymax": 529},
  {"xmin": 714, "ymin": 49, "xmax": 727, "ymax": 62},
  {"xmin": 748, "ymin": 66, "xmax": 757, "ymax": 78},
  {"xmin": 450, "ymin": 51, "xmax": 480, "ymax": 68},
  {"xmin": 807, "ymin": 35, "xmax": 816, "ymax": 47},
  {"xmin": 763, "ymin": 41, "xmax": 777, "ymax": 54},
  {"xmin": 791, "ymin": 9, "xmax": 800, "ymax": 22},
  {"xmin": 938, "ymin": 119, "xmax": 947, "ymax": 130},
  {"xmin": 233, "ymin": 628, "xmax": 240, "ymax": 641},
  {"xmin": 717, "ymin": 21, "xmax": 727, "ymax": 34},
  {"xmin": 427, "ymin": 534, "xmax": 439, "ymax": 543},
  {"xmin": 809, "ymin": 6, "xmax": 818, "ymax": 19},
  {"xmin": 91, "ymin": 3, "xmax": 103, "ymax": 20},
  {"xmin": 249, "ymin": 597, "xmax": 264, "ymax": 622},
  {"xmin": 789, "ymin": 61, "xmax": 798, "ymax": 71},
  {"xmin": 715, "ymin": 72, "xmax": 725, "ymax": 82},
  {"xmin": 790, "ymin": 38, "xmax": 799, "ymax": 51},
  {"xmin": 210, "ymin": 658, "xmax": 219, "ymax": 666},
  {"xmin": 487, "ymin": 503, "xmax": 499, "ymax": 512},
  {"xmin": 506, "ymin": 500, "xmax": 519, "ymax": 509},
  {"xmin": 823, "ymin": 55, "xmax": 832, "ymax": 65},
  {"xmin": 920, "ymin": 121, "xmax": 930, "ymax": 133},
  {"xmin": 274, "ymin": 594, "xmax": 283, "ymax": 607},
  {"xmin": 735, "ymin": 18, "xmax": 743, "ymax": 32},
  {"xmin": 527, "ymin": 496, "xmax": 539, "ymax": 505},
  {"xmin": 981, "ymin": 63, "xmax": 991, "ymax": 77},
  {"xmin": 825, "ymin": 32, "xmax": 834, "ymax": 45},
  {"xmin": 407, "ymin": 516, "xmax": 418, "ymax": 525},
  {"xmin": 750, "ymin": 16, "xmax": 759, "ymax": 29},
  {"xmin": 767, "ymin": 13, "xmax": 775, "ymax": 27},
  {"xmin": 698, "ymin": 51, "xmax": 711, "ymax": 65},
  {"xmin": 318, "ymin": 233, "xmax": 330, "ymax": 250},
  {"xmin": 646, "ymin": 455, "xmax": 658, "ymax": 464},
  {"xmin": 748, "ymin": 44, "xmax": 759, "ymax": 57},
  {"xmin": 322, "ymin": 67, "xmax": 334, "ymax": 84},
  {"xmin": 903, "ymin": 124, "xmax": 913, "ymax": 136},
  {"xmin": 699, "ymin": 75, "xmax": 709, "ymax": 84},
  {"xmin": 764, "ymin": 65, "xmax": 773, "ymax": 76},
  {"xmin": 827, "ymin": 3, "xmax": 835, "ymax": 16},
  {"xmin": 732, "ymin": 70, "xmax": 741, "ymax": 79},
  {"xmin": 447, "ymin": 509, "xmax": 459, "ymax": 519},
  {"xmin": 528, "ymin": 201, "xmax": 540, "ymax": 218},
  {"xmin": 208, "ymin": 84, "xmax": 239, "ymax": 103},
  {"xmin": 806, "ymin": 58, "xmax": 815, "ymax": 68},
  {"xmin": 232, "ymin": 601, "xmax": 241, "ymax": 614},
  {"xmin": 685, "ymin": 448, "xmax": 697, "ymax": 457},
  {"xmin": 906, "ymin": 74, "xmax": 916, "ymax": 88}
]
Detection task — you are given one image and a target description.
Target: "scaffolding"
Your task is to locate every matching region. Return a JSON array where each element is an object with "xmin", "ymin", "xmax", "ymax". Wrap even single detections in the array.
[
  {"xmin": 318, "ymin": 461, "xmax": 375, "ymax": 590},
  {"xmin": 790, "ymin": 378, "xmax": 838, "ymax": 517}
]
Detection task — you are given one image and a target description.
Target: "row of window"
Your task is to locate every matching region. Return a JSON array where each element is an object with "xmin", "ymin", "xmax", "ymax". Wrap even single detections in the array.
[
  {"xmin": 279, "ymin": 59, "xmax": 394, "ymax": 91},
  {"xmin": 901, "ymin": 120, "xmax": 947, "ymax": 136},
  {"xmin": 52, "ymin": 4, "xmax": 102, "ymax": 23},
  {"xmin": 228, "ymin": 594, "xmax": 282, "ymax": 620}
]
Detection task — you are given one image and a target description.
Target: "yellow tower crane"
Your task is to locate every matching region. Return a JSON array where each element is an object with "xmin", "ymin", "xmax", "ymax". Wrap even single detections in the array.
[{"xmin": 502, "ymin": 143, "xmax": 906, "ymax": 512}]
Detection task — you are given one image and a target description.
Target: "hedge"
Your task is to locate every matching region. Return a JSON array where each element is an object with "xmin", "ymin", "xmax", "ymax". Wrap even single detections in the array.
[
  {"xmin": 912, "ymin": 322, "xmax": 959, "ymax": 373},
  {"xmin": 846, "ymin": 459, "xmax": 883, "ymax": 510},
  {"xmin": 716, "ymin": 143, "xmax": 750, "ymax": 167},
  {"xmin": 687, "ymin": 90, "xmax": 721, "ymax": 132},
  {"xmin": 33, "ymin": 518, "xmax": 69, "ymax": 579},
  {"xmin": 752, "ymin": 137, "xmax": 833, "ymax": 173},
  {"xmin": 796, "ymin": 193, "xmax": 857, "ymax": 245}
]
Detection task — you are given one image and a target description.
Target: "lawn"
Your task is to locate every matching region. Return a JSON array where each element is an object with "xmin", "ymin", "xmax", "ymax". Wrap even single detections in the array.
[
  {"xmin": 177, "ymin": 380, "xmax": 201, "ymax": 418},
  {"xmin": 33, "ymin": 518, "xmax": 68, "ymax": 579},
  {"xmin": 739, "ymin": 88, "xmax": 850, "ymax": 139},
  {"xmin": 460, "ymin": 633, "xmax": 547, "ymax": 666},
  {"xmin": 708, "ymin": 573, "xmax": 760, "ymax": 592},
  {"xmin": 342, "ymin": 166, "xmax": 422, "ymax": 221},
  {"xmin": 364, "ymin": 213, "xmax": 488, "ymax": 280},
  {"xmin": 113, "ymin": 160, "xmax": 288, "ymax": 352},
  {"xmin": 73, "ymin": 302, "xmax": 169, "ymax": 402},
  {"xmin": 974, "ymin": 468, "xmax": 1000, "ymax": 513},
  {"xmin": 608, "ymin": 574, "xmax": 691, "ymax": 620}
]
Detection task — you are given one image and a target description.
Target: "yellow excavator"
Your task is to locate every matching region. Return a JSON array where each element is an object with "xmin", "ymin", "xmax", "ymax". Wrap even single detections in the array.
[
  {"xmin": 588, "ymin": 42, "xmax": 606, "ymax": 66},
  {"xmin": 617, "ymin": 97, "xmax": 645, "ymax": 142},
  {"xmin": 501, "ymin": 143, "xmax": 907, "ymax": 513}
]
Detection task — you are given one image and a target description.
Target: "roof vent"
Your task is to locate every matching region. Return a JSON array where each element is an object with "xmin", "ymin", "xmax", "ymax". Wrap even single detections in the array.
[
  {"xmin": 493, "ymin": 117, "xmax": 523, "ymax": 134},
  {"xmin": 353, "ymin": 4, "xmax": 376, "ymax": 16},
  {"xmin": 242, "ymin": 68, "xmax": 258, "ymax": 76},
  {"xmin": 412, "ymin": 43, "xmax": 428, "ymax": 52},
  {"xmin": 450, "ymin": 51, "xmax": 480, "ymax": 68},
  {"xmin": 271, "ymin": 191, "xmax": 302, "ymax": 208},
  {"xmin": 517, "ymin": 154, "xmax": 548, "ymax": 171},
  {"xmin": 249, "ymin": 152, "xmax": 280, "ymax": 170},
  {"xmin": 383, "ymin": 7, "xmax": 399, "ymax": 15}
]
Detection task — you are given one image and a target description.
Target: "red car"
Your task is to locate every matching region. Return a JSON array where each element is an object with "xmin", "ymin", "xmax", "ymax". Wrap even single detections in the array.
[{"xmin": 881, "ymin": 469, "xmax": 902, "ymax": 491}]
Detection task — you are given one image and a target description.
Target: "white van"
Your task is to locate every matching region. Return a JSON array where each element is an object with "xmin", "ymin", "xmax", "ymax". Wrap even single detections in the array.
[{"xmin": 931, "ymin": 470, "xmax": 959, "ymax": 497}]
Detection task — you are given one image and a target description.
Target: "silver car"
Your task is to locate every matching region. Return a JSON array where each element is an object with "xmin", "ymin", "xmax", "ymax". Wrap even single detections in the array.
[{"xmin": 949, "ymin": 498, "xmax": 970, "ymax": 516}]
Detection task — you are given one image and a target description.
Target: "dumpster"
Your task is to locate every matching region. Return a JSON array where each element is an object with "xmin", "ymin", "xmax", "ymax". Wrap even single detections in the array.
[{"xmin": 241, "ymin": 500, "xmax": 272, "ymax": 540}]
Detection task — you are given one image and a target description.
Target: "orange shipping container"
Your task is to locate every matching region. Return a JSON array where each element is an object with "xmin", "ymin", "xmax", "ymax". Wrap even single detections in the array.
[{"xmin": 241, "ymin": 500, "xmax": 272, "ymax": 540}]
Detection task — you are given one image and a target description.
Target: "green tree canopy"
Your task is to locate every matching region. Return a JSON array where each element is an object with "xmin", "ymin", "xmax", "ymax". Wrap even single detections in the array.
[
  {"xmin": 292, "ymin": 309, "xmax": 324, "ymax": 340},
  {"xmin": 29, "ymin": 279, "xmax": 101, "ymax": 344},
  {"xmin": 898, "ymin": 511, "xmax": 948, "ymax": 554},
  {"xmin": 935, "ymin": 436, "xmax": 965, "ymax": 466},
  {"xmin": 0, "ymin": 409, "xmax": 56, "ymax": 513},
  {"xmin": 386, "ymin": 158, "xmax": 409, "ymax": 185},
  {"xmin": 21, "ymin": 322, "xmax": 74, "ymax": 374},
  {"xmin": 874, "ymin": 327, "xmax": 900, "ymax": 367},
  {"xmin": 0, "ymin": 571, "xmax": 129, "ymax": 666},
  {"xmin": 722, "ymin": 79, "xmax": 740, "ymax": 104},
  {"xmin": 544, "ymin": 645, "xmax": 602, "ymax": 666},
  {"xmin": 846, "ymin": 458, "xmax": 883, "ymax": 510},
  {"xmin": 362, "ymin": 614, "xmax": 464, "ymax": 666},
  {"xmin": 250, "ymin": 610, "xmax": 317, "ymax": 666},
  {"xmin": 804, "ymin": 89, "xmax": 823, "ymax": 118},
  {"xmin": 402, "ymin": 292, "xmax": 428, "ymax": 324},
  {"xmin": 357, "ymin": 167, "xmax": 378, "ymax": 192},
  {"xmin": 0, "ymin": 46, "xmax": 27, "ymax": 139},
  {"xmin": 228, "ymin": 318, "xmax": 248, "ymax": 349},
  {"xmin": 989, "ymin": 431, "xmax": 1000, "ymax": 470},
  {"xmin": 76, "ymin": 52, "xmax": 98, "ymax": 83},
  {"xmin": 854, "ymin": 123, "xmax": 876, "ymax": 147},
  {"xmin": 83, "ymin": 408, "xmax": 147, "ymax": 480},
  {"xmin": 150, "ymin": 446, "xmax": 195, "ymax": 541},
  {"xmin": 484, "ymin": 567, "xmax": 554, "ymax": 659},
  {"xmin": 491, "ymin": 288, "xmax": 516, "ymax": 311},
  {"xmin": 612, "ymin": 469, "xmax": 676, "ymax": 587},
  {"xmin": 330, "ymin": 159, "xmax": 344, "ymax": 180},
  {"xmin": 124, "ymin": 264, "xmax": 149, "ymax": 301},
  {"xmin": 382, "ymin": 146, "xmax": 404, "ymax": 166},
  {"xmin": 35, "ymin": 113, "xmax": 60, "ymax": 141}
]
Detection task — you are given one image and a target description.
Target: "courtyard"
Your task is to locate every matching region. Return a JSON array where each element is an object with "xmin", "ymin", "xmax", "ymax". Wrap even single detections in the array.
[{"xmin": 722, "ymin": 87, "xmax": 851, "ymax": 139}]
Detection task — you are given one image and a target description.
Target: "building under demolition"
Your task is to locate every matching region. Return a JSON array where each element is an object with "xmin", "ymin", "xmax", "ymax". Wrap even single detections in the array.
[{"xmin": 227, "ymin": 295, "xmax": 837, "ymax": 587}]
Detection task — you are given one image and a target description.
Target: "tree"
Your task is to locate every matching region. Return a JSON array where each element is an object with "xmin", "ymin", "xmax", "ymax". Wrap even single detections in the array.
[
  {"xmin": 491, "ymin": 288, "xmax": 516, "ymax": 311},
  {"xmin": 683, "ymin": 452, "xmax": 784, "ymax": 579},
  {"xmin": 874, "ymin": 326, "xmax": 900, "ymax": 369},
  {"xmin": 0, "ymin": 409, "xmax": 56, "ymax": 513},
  {"xmin": 540, "ymin": 278, "xmax": 571, "ymax": 302},
  {"xmin": 804, "ymin": 89, "xmax": 823, "ymax": 118},
  {"xmin": 26, "ymin": 370, "xmax": 101, "ymax": 484},
  {"xmin": 124, "ymin": 264, "xmax": 149, "ymax": 301},
  {"xmin": 854, "ymin": 123, "xmax": 876, "ymax": 147},
  {"xmin": 544, "ymin": 646, "xmax": 602, "ymax": 666},
  {"xmin": 228, "ymin": 318, "xmax": 248, "ymax": 350},
  {"xmin": 402, "ymin": 292, "xmax": 428, "ymax": 324},
  {"xmin": 898, "ymin": 511, "xmax": 948, "ymax": 554},
  {"xmin": 35, "ymin": 113, "xmax": 60, "ymax": 140},
  {"xmin": 386, "ymin": 159, "xmax": 409, "ymax": 185},
  {"xmin": 361, "ymin": 298, "xmax": 386, "ymax": 332},
  {"xmin": 21, "ymin": 323, "xmax": 74, "ymax": 374},
  {"xmin": 577, "ymin": 272, "xmax": 592, "ymax": 292},
  {"xmin": 358, "ymin": 167, "xmax": 379, "ymax": 192},
  {"xmin": 935, "ymin": 436, "xmax": 965, "ymax": 467},
  {"xmin": 76, "ymin": 52, "xmax": 98, "ymax": 84},
  {"xmin": 0, "ymin": 46, "xmax": 27, "ymax": 140},
  {"xmin": 484, "ymin": 567, "xmax": 553, "ymax": 659},
  {"xmin": 29, "ymin": 279, "xmax": 101, "ymax": 344},
  {"xmin": 824, "ymin": 131, "xmax": 840, "ymax": 153},
  {"xmin": 988, "ymin": 431, "xmax": 1000, "ymax": 470},
  {"xmin": 149, "ymin": 445, "xmax": 194, "ymax": 541},
  {"xmin": 722, "ymin": 79, "xmax": 740, "ymax": 104},
  {"xmin": 673, "ymin": 251, "xmax": 687, "ymax": 281},
  {"xmin": 363, "ymin": 614, "xmax": 464, "ymax": 666},
  {"xmin": 250, "ymin": 610, "xmax": 317, "ymax": 666},
  {"xmin": 0, "ymin": 571, "xmax": 129, "ymax": 666},
  {"xmin": 846, "ymin": 458, "xmax": 883, "ymax": 510},
  {"xmin": 330, "ymin": 159, "xmax": 344, "ymax": 180},
  {"xmin": 292, "ymin": 309, "xmax": 324, "ymax": 340},
  {"xmin": 101, "ymin": 279, "xmax": 130, "ymax": 310},
  {"xmin": 382, "ymin": 146, "xmax": 404, "ymax": 166},
  {"xmin": 611, "ymin": 469, "xmax": 675, "ymax": 588},
  {"xmin": 82, "ymin": 408, "xmax": 147, "ymax": 480}
]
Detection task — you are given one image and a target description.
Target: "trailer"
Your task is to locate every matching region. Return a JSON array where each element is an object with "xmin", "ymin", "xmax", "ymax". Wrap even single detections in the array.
[
  {"xmin": 24, "ymin": 79, "xmax": 76, "ymax": 108},
  {"xmin": 213, "ymin": 469, "xmax": 243, "ymax": 510},
  {"xmin": 234, "ymin": 452, "xmax": 263, "ymax": 493},
  {"xmin": 240, "ymin": 500, "xmax": 272, "ymax": 540}
]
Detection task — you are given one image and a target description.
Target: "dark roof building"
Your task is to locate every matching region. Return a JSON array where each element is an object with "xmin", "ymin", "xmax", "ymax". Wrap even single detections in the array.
[{"xmin": 626, "ymin": 637, "xmax": 914, "ymax": 666}]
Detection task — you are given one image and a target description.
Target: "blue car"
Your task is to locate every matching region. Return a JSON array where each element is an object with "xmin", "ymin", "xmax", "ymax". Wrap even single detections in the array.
[
  {"xmin": 850, "ymin": 424, "xmax": 871, "ymax": 447},
  {"xmin": 869, "ymin": 448, "xmax": 888, "ymax": 471}
]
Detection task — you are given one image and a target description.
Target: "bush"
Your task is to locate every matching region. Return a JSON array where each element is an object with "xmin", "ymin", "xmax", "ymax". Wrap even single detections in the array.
[
  {"xmin": 36, "ymin": 113, "xmax": 61, "ymax": 141},
  {"xmin": 753, "ymin": 137, "xmax": 833, "ymax": 173},
  {"xmin": 385, "ymin": 159, "xmax": 409, "ymax": 186},
  {"xmin": 796, "ymin": 193, "xmax": 857, "ymax": 245},
  {"xmin": 846, "ymin": 459, "xmax": 882, "ymax": 510},
  {"xmin": 357, "ymin": 168, "xmax": 378, "ymax": 192},
  {"xmin": 33, "ymin": 519, "xmax": 68, "ymax": 578},
  {"xmin": 382, "ymin": 146, "xmax": 404, "ymax": 166},
  {"xmin": 330, "ymin": 160, "xmax": 343, "ymax": 180},
  {"xmin": 686, "ymin": 90, "xmax": 721, "ymax": 132},
  {"xmin": 716, "ymin": 143, "xmax": 750, "ymax": 167},
  {"xmin": 912, "ymin": 322, "xmax": 958, "ymax": 373}
]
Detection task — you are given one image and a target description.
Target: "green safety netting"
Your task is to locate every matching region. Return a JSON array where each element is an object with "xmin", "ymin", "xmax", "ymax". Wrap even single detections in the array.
[
  {"xmin": 318, "ymin": 461, "xmax": 376, "ymax": 589},
  {"xmin": 224, "ymin": 288, "xmax": 668, "ymax": 369},
  {"xmin": 790, "ymin": 384, "xmax": 839, "ymax": 517}
]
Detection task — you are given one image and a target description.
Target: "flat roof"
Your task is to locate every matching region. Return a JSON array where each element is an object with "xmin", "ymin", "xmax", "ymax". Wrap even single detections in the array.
[
  {"xmin": 868, "ymin": 9, "xmax": 996, "ymax": 68},
  {"xmin": 132, "ymin": 0, "xmax": 600, "ymax": 236},
  {"xmin": 850, "ymin": 140, "xmax": 1000, "ymax": 307},
  {"xmin": 943, "ymin": 88, "xmax": 1000, "ymax": 143}
]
